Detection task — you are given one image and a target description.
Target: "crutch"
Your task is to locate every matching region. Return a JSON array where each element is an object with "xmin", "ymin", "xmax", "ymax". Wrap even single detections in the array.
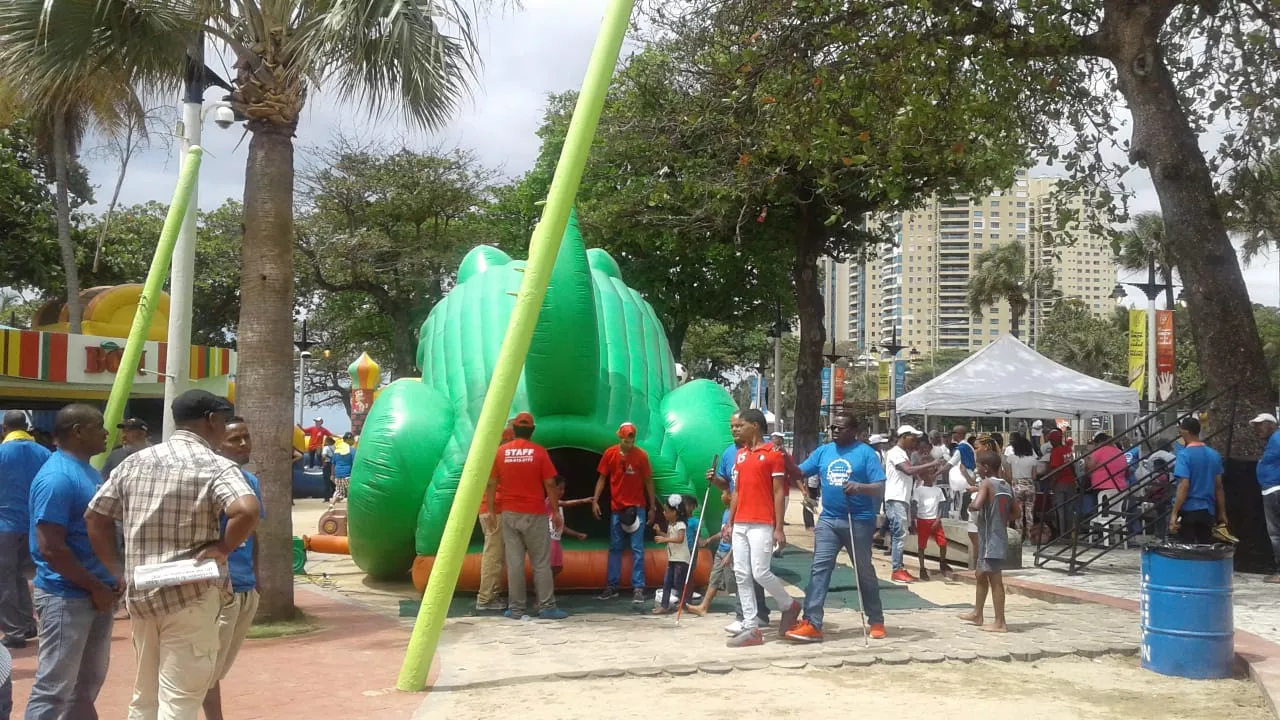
[
  {"xmin": 846, "ymin": 511, "xmax": 870, "ymax": 647},
  {"xmin": 675, "ymin": 455, "xmax": 718, "ymax": 626}
]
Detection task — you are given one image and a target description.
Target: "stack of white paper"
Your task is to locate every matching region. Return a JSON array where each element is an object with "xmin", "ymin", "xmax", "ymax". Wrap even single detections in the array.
[{"xmin": 132, "ymin": 559, "xmax": 221, "ymax": 591}]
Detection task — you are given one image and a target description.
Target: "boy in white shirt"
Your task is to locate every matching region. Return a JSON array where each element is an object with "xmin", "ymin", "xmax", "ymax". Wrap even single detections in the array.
[{"xmin": 913, "ymin": 473, "xmax": 952, "ymax": 580}]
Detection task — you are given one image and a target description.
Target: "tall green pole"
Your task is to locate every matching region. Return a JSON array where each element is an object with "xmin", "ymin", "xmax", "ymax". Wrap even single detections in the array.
[
  {"xmin": 91, "ymin": 146, "xmax": 204, "ymax": 469},
  {"xmin": 395, "ymin": 0, "xmax": 636, "ymax": 692}
]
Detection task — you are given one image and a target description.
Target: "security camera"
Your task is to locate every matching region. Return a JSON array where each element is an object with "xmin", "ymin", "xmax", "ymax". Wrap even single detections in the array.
[{"xmin": 213, "ymin": 105, "xmax": 236, "ymax": 129}]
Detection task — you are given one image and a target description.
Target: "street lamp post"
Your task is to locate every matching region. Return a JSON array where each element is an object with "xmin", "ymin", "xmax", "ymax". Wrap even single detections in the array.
[
  {"xmin": 1120, "ymin": 255, "xmax": 1173, "ymax": 409},
  {"xmin": 162, "ymin": 32, "xmax": 237, "ymax": 436},
  {"xmin": 767, "ymin": 303, "xmax": 788, "ymax": 431},
  {"xmin": 880, "ymin": 326, "xmax": 907, "ymax": 427},
  {"xmin": 294, "ymin": 320, "xmax": 316, "ymax": 427}
]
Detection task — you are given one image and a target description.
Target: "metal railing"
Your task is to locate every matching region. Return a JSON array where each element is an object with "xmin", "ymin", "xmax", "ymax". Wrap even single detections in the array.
[{"xmin": 1031, "ymin": 384, "xmax": 1237, "ymax": 574}]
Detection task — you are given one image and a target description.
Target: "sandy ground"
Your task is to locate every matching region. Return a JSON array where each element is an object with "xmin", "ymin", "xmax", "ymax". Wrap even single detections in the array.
[{"xmin": 426, "ymin": 656, "xmax": 1270, "ymax": 719}]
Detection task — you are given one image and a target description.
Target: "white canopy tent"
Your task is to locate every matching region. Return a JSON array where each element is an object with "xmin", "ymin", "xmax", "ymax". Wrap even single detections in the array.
[{"xmin": 896, "ymin": 335, "xmax": 1140, "ymax": 419}]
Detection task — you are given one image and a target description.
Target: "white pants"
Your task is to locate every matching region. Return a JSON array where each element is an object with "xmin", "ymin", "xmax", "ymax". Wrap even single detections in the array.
[{"xmin": 731, "ymin": 523, "xmax": 794, "ymax": 630}]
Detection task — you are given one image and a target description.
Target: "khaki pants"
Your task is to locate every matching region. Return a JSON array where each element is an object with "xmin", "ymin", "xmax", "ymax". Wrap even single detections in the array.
[
  {"xmin": 128, "ymin": 588, "xmax": 224, "ymax": 720},
  {"xmin": 212, "ymin": 590, "xmax": 259, "ymax": 683},
  {"xmin": 477, "ymin": 514, "xmax": 505, "ymax": 605},
  {"xmin": 501, "ymin": 512, "xmax": 555, "ymax": 614}
]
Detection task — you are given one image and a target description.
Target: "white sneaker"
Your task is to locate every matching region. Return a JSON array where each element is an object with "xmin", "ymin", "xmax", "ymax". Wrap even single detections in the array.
[{"xmin": 724, "ymin": 620, "xmax": 745, "ymax": 634}]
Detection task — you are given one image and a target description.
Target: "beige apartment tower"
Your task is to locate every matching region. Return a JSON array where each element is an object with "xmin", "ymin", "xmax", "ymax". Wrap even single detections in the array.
[{"xmin": 821, "ymin": 172, "xmax": 1118, "ymax": 357}]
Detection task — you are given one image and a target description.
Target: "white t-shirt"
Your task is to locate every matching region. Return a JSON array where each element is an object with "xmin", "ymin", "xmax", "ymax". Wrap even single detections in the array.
[
  {"xmin": 913, "ymin": 485, "xmax": 946, "ymax": 520},
  {"xmin": 1008, "ymin": 454, "xmax": 1039, "ymax": 482},
  {"xmin": 548, "ymin": 504, "xmax": 564, "ymax": 540},
  {"xmin": 884, "ymin": 446, "xmax": 912, "ymax": 503},
  {"xmin": 666, "ymin": 521, "xmax": 691, "ymax": 563}
]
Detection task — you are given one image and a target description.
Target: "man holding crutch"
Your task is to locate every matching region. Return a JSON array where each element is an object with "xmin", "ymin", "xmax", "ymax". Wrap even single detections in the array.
[{"xmin": 785, "ymin": 412, "xmax": 888, "ymax": 642}]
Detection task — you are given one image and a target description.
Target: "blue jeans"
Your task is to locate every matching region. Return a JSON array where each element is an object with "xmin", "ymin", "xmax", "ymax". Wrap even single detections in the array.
[
  {"xmin": 802, "ymin": 516, "xmax": 884, "ymax": 628},
  {"xmin": 607, "ymin": 508, "xmax": 647, "ymax": 590},
  {"xmin": 0, "ymin": 533, "xmax": 34, "ymax": 645},
  {"xmin": 884, "ymin": 500, "xmax": 909, "ymax": 571},
  {"xmin": 26, "ymin": 590, "xmax": 113, "ymax": 720}
]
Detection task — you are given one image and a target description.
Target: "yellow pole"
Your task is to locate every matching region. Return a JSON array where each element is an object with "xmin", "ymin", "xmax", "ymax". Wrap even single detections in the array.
[
  {"xmin": 91, "ymin": 147, "xmax": 204, "ymax": 469},
  {"xmin": 395, "ymin": 0, "xmax": 636, "ymax": 691}
]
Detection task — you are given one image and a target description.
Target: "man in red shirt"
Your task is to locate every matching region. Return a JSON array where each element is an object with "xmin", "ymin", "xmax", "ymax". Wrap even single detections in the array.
[
  {"xmin": 726, "ymin": 409, "xmax": 801, "ymax": 647},
  {"xmin": 301, "ymin": 418, "xmax": 333, "ymax": 468},
  {"xmin": 1041, "ymin": 429, "xmax": 1077, "ymax": 536},
  {"xmin": 592, "ymin": 422, "xmax": 656, "ymax": 603},
  {"xmin": 485, "ymin": 413, "xmax": 567, "ymax": 619},
  {"xmin": 476, "ymin": 423, "xmax": 515, "ymax": 611}
]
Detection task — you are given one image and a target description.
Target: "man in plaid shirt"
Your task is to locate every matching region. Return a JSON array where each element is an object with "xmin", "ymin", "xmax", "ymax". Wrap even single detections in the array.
[{"xmin": 86, "ymin": 390, "xmax": 260, "ymax": 720}]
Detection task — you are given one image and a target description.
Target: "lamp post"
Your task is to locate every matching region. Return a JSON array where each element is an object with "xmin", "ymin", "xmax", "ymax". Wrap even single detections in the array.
[
  {"xmin": 1119, "ymin": 255, "xmax": 1173, "ymax": 409},
  {"xmin": 880, "ymin": 325, "xmax": 907, "ymax": 427},
  {"xmin": 162, "ymin": 31, "xmax": 237, "ymax": 436},
  {"xmin": 294, "ymin": 320, "xmax": 315, "ymax": 427},
  {"xmin": 767, "ymin": 303, "xmax": 788, "ymax": 431}
]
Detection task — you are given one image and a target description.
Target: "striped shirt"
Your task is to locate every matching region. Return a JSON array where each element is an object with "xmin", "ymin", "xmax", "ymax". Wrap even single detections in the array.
[{"xmin": 87, "ymin": 430, "xmax": 255, "ymax": 618}]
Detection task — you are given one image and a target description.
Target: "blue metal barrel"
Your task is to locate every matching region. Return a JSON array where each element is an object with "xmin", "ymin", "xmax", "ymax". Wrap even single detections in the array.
[{"xmin": 1140, "ymin": 544, "xmax": 1235, "ymax": 679}]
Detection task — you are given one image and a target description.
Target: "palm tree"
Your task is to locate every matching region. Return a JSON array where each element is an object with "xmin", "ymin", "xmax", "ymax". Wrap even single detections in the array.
[
  {"xmin": 1112, "ymin": 211, "xmax": 1176, "ymax": 309},
  {"xmin": 967, "ymin": 241, "xmax": 1053, "ymax": 339},
  {"xmin": 3, "ymin": 0, "xmax": 482, "ymax": 619},
  {"xmin": 0, "ymin": 8, "xmax": 156, "ymax": 333}
]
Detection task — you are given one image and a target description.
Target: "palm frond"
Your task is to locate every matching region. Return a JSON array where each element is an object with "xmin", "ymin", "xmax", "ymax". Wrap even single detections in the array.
[{"xmin": 289, "ymin": 0, "xmax": 481, "ymax": 131}]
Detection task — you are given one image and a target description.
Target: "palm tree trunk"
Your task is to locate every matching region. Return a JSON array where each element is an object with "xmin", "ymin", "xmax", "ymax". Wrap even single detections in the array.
[
  {"xmin": 52, "ymin": 113, "xmax": 82, "ymax": 333},
  {"xmin": 1162, "ymin": 266, "xmax": 1175, "ymax": 310},
  {"xmin": 238, "ymin": 126, "xmax": 298, "ymax": 621},
  {"xmin": 92, "ymin": 148, "xmax": 132, "ymax": 273},
  {"xmin": 1010, "ymin": 309, "xmax": 1021, "ymax": 339}
]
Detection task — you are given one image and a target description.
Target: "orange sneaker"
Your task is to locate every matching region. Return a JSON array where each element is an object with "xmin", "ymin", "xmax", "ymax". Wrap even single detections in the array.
[
  {"xmin": 785, "ymin": 619, "xmax": 824, "ymax": 643},
  {"xmin": 869, "ymin": 623, "xmax": 887, "ymax": 639}
]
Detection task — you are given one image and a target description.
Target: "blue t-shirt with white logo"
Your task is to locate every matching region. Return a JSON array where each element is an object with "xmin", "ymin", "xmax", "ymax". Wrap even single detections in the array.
[
  {"xmin": 222, "ymin": 470, "xmax": 266, "ymax": 593},
  {"xmin": 29, "ymin": 451, "xmax": 116, "ymax": 597},
  {"xmin": 798, "ymin": 441, "xmax": 887, "ymax": 521},
  {"xmin": 1174, "ymin": 444, "xmax": 1223, "ymax": 514}
]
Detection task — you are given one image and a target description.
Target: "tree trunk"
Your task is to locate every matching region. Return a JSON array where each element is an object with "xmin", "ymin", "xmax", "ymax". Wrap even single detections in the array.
[
  {"xmin": 92, "ymin": 146, "xmax": 132, "ymax": 273},
  {"xmin": 791, "ymin": 207, "xmax": 826, "ymax": 460},
  {"xmin": 1106, "ymin": 4, "xmax": 1273, "ymax": 457},
  {"xmin": 238, "ymin": 126, "xmax": 297, "ymax": 620},
  {"xmin": 390, "ymin": 309, "xmax": 418, "ymax": 377},
  {"xmin": 1009, "ymin": 308, "xmax": 1021, "ymax": 339},
  {"xmin": 52, "ymin": 114, "xmax": 82, "ymax": 333},
  {"xmin": 1162, "ymin": 266, "xmax": 1175, "ymax": 311},
  {"xmin": 667, "ymin": 317, "xmax": 690, "ymax": 365}
]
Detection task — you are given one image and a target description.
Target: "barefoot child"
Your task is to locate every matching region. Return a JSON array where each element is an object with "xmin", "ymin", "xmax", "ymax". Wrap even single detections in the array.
[
  {"xmin": 913, "ymin": 474, "xmax": 952, "ymax": 580},
  {"xmin": 959, "ymin": 451, "xmax": 1018, "ymax": 632},
  {"xmin": 683, "ymin": 491, "xmax": 733, "ymax": 616},
  {"xmin": 653, "ymin": 494, "xmax": 691, "ymax": 614},
  {"xmin": 548, "ymin": 477, "xmax": 590, "ymax": 576}
]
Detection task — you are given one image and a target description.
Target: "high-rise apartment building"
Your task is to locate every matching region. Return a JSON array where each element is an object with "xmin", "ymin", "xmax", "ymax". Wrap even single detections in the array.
[{"xmin": 821, "ymin": 172, "xmax": 1118, "ymax": 356}]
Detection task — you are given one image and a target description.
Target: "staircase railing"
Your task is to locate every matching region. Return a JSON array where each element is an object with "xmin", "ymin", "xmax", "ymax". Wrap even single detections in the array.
[{"xmin": 1032, "ymin": 384, "xmax": 1237, "ymax": 574}]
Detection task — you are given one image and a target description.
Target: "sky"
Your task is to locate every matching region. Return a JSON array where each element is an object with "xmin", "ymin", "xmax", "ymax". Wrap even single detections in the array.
[{"xmin": 75, "ymin": 1, "xmax": 1278, "ymax": 430}]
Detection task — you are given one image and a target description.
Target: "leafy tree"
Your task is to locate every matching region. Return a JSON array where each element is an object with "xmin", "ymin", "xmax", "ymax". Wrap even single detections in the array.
[
  {"xmin": 861, "ymin": 0, "xmax": 1280, "ymax": 454},
  {"xmin": 615, "ymin": 5, "xmax": 1048, "ymax": 457},
  {"xmin": 904, "ymin": 349, "xmax": 972, "ymax": 392},
  {"xmin": 1112, "ymin": 212, "xmax": 1176, "ymax": 309},
  {"xmin": 0, "ymin": 121, "xmax": 63, "ymax": 292},
  {"xmin": 295, "ymin": 141, "xmax": 498, "ymax": 379},
  {"xmin": 679, "ymin": 320, "xmax": 772, "ymax": 384},
  {"xmin": 80, "ymin": 201, "xmax": 243, "ymax": 346},
  {"xmin": 967, "ymin": 241, "xmax": 1054, "ymax": 340},
  {"xmin": 1039, "ymin": 298, "xmax": 1126, "ymax": 381}
]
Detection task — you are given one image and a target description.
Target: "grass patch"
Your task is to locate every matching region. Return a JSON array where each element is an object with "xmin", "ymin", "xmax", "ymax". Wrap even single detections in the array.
[{"xmin": 247, "ymin": 611, "xmax": 320, "ymax": 640}]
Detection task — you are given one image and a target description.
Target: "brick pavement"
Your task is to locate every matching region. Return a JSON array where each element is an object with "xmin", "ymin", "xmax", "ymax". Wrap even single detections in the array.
[{"xmin": 8, "ymin": 586, "xmax": 424, "ymax": 720}]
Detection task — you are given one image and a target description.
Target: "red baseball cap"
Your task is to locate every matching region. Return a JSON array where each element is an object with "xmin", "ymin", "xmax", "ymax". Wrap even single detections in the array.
[
  {"xmin": 617, "ymin": 422, "xmax": 637, "ymax": 439},
  {"xmin": 512, "ymin": 412, "xmax": 535, "ymax": 428}
]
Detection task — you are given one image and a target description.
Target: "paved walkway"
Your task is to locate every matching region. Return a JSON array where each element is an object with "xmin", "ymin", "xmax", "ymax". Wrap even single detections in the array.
[
  {"xmin": 1009, "ymin": 546, "xmax": 1280, "ymax": 645},
  {"xmin": 8, "ymin": 586, "xmax": 421, "ymax": 720}
]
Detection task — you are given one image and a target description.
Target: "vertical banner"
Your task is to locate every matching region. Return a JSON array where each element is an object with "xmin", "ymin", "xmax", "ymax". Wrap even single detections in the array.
[
  {"xmin": 1155, "ymin": 310, "xmax": 1175, "ymax": 402},
  {"xmin": 820, "ymin": 367, "xmax": 832, "ymax": 408},
  {"xmin": 759, "ymin": 375, "xmax": 769, "ymax": 413},
  {"xmin": 832, "ymin": 366, "xmax": 846, "ymax": 406},
  {"xmin": 1127, "ymin": 309, "xmax": 1146, "ymax": 395},
  {"xmin": 877, "ymin": 362, "xmax": 890, "ymax": 419},
  {"xmin": 894, "ymin": 360, "xmax": 907, "ymax": 397}
]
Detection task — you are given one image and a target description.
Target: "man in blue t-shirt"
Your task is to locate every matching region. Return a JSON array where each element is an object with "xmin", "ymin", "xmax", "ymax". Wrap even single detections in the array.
[
  {"xmin": 705, "ymin": 412, "xmax": 769, "ymax": 633},
  {"xmin": 784, "ymin": 411, "xmax": 888, "ymax": 643},
  {"xmin": 0, "ymin": 410, "xmax": 50, "ymax": 648},
  {"xmin": 1249, "ymin": 413, "xmax": 1280, "ymax": 583},
  {"xmin": 204, "ymin": 417, "xmax": 266, "ymax": 720},
  {"xmin": 26, "ymin": 404, "xmax": 117, "ymax": 719},
  {"xmin": 1170, "ymin": 416, "xmax": 1227, "ymax": 544}
]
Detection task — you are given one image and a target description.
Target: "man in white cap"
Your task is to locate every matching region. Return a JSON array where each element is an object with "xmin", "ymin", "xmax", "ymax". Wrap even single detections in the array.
[
  {"xmin": 883, "ymin": 426, "xmax": 944, "ymax": 584},
  {"xmin": 1250, "ymin": 413, "xmax": 1280, "ymax": 583}
]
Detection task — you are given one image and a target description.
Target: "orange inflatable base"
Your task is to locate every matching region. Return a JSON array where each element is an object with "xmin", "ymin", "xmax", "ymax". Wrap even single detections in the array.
[{"xmin": 411, "ymin": 547, "xmax": 713, "ymax": 593}]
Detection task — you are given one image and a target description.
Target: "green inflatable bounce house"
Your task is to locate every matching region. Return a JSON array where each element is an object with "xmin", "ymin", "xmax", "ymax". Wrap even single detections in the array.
[{"xmin": 347, "ymin": 210, "xmax": 737, "ymax": 587}]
